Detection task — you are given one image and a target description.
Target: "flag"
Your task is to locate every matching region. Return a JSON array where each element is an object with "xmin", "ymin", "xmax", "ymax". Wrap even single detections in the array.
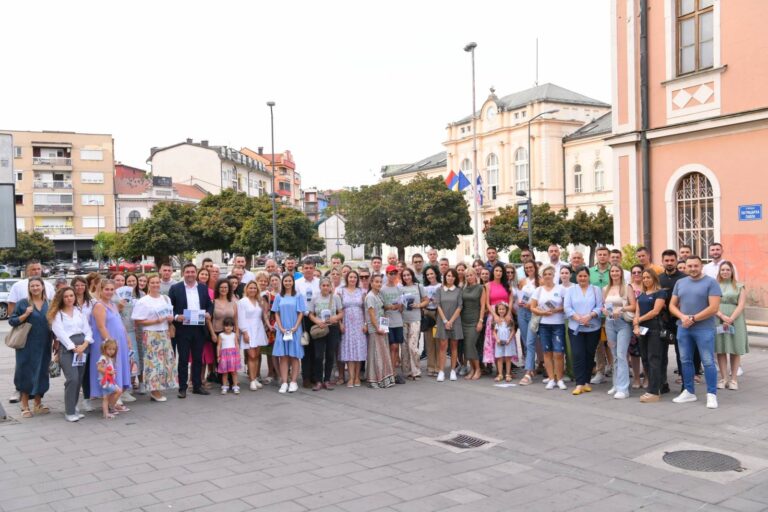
[
  {"xmin": 457, "ymin": 171, "xmax": 471, "ymax": 192},
  {"xmin": 476, "ymin": 175, "xmax": 484, "ymax": 205},
  {"xmin": 444, "ymin": 170, "xmax": 458, "ymax": 190}
]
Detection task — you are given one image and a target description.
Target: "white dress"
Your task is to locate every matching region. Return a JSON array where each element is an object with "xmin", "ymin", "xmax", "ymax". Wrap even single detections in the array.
[{"xmin": 237, "ymin": 297, "xmax": 268, "ymax": 349}]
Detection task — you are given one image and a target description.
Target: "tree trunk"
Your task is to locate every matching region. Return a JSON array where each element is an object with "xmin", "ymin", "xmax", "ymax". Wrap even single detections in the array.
[{"xmin": 397, "ymin": 246, "xmax": 406, "ymax": 263}]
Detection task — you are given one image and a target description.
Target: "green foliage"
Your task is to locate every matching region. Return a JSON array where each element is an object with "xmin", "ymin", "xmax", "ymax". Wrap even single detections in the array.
[
  {"xmin": 0, "ymin": 231, "xmax": 55, "ymax": 263},
  {"xmin": 191, "ymin": 189, "xmax": 260, "ymax": 253},
  {"xmin": 343, "ymin": 175, "xmax": 472, "ymax": 261},
  {"xmin": 331, "ymin": 252, "xmax": 345, "ymax": 263},
  {"xmin": 621, "ymin": 244, "xmax": 641, "ymax": 271},
  {"xmin": 507, "ymin": 248, "xmax": 522, "ymax": 264},
  {"xmin": 92, "ymin": 232, "xmax": 125, "ymax": 261},
  {"xmin": 485, "ymin": 203, "xmax": 569, "ymax": 252},
  {"xmin": 568, "ymin": 206, "xmax": 614, "ymax": 265},
  {"xmin": 122, "ymin": 202, "xmax": 195, "ymax": 264}
]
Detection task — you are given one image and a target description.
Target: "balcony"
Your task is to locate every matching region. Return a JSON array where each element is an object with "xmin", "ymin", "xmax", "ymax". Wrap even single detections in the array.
[
  {"xmin": 34, "ymin": 226, "xmax": 74, "ymax": 235},
  {"xmin": 276, "ymin": 189, "xmax": 291, "ymax": 197},
  {"xmin": 34, "ymin": 204, "xmax": 73, "ymax": 214},
  {"xmin": 33, "ymin": 180, "xmax": 73, "ymax": 190},
  {"xmin": 32, "ymin": 157, "xmax": 73, "ymax": 170}
]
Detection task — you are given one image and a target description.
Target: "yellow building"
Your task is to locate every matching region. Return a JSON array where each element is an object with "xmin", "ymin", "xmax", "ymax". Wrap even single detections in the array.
[{"xmin": 3, "ymin": 129, "xmax": 116, "ymax": 259}]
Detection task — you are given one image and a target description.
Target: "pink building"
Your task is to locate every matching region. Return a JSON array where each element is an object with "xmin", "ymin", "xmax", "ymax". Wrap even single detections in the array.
[{"xmin": 610, "ymin": 0, "xmax": 768, "ymax": 309}]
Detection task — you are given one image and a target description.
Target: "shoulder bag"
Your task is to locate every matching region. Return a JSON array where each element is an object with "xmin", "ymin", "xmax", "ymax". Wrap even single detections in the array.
[
  {"xmin": 5, "ymin": 322, "xmax": 32, "ymax": 350},
  {"xmin": 419, "ymin": 285, "xmax": 436, "ymax": 333}
]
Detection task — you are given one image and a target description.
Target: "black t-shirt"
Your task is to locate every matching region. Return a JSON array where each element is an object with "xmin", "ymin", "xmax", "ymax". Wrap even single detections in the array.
[
  {"xmin": 637, "ymin": 289, "xmax": 667, "ymax": 327},
  {"xmin": 659, "ymin": 270, "xmax": 685, "ymax": 327}
]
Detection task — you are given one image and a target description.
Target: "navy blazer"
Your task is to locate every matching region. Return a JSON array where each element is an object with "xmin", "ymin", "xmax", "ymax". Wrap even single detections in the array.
[{"xmin": 168, "ymin": 281, "xmax": 213, "ymax": 330}]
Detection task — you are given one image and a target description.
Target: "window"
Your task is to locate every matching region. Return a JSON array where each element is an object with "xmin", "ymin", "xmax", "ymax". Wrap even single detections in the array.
[
  {"xmin": 486, "ymin": 153, "xmax": 498, "ymax": 200},
  {"xmin": 514, "ymin": 148, "xmax": 528, "ymax": 193},
  {"xmin": 128, "ymin": 210, "xmax": 141, "ymax": 225},
  {"xmin": 16, "ymin": 171, "xmax": 23, "ymax": 181},
  {"xmin": 574, "ymin": 164, "xmax": 583, "ymax": 193},
  {"xmin": 677, "ymin": 0, "xmax": 714, "ymax": 75},
  {"xmin": 16, "ymin": 218, "xmax": 24, "ymax": 230},
  {"xmin": 80, "ymin": 172, "xmax": 104, "ymax": 184},
  {"xmin": 676, "ymin": 172, "xmax": 714, "ymax": 259},
  {"xmin": 82, "ymin": 217, "xmax": 105, "ymax": 228},
  {"xmin": 460, "ymin": 158, "xmax": 472, "ymax": 195},
  {"xmin": 13, "ymin": 146, "xmax": 22, "ymax": 158},
  {"xmin": 33, "ymin": 193, "xmax": 73, "ymax": 205},
  {"xmin": 81, "ymin": 194, "xmax": 105, "ymax": 206},
  {"xmin": 594, "ymin": 162, "xmax": 605, "ymax": 192},
  {"xmin": 15, "ymin": 194, "xmax": 23, "ymax": 205},
  {"xmin": 79, "ymin": 149, "xmax": 103, "ymax": 161},
  {"xmin": 279, "ymin": 181, "xmax": 291, "ymax": 192}
]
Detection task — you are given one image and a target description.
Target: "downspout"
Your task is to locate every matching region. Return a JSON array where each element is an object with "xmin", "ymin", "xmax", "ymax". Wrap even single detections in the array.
[
  {"xmin": 640, "ymin": 0, "xmax": 651, "ymax": 250},
  {"xmin": 561, "ymin": 138, "xmax": 567, "ymax": 210}
]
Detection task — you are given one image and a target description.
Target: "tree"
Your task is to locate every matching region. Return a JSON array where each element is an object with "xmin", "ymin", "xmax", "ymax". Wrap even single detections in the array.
[
  {"xmin": 122, "ymin": 202, "xmax": 195, "ymax": 264},
  {"xmin": 342, "ymin": 175, "xmax": 472, "ymax": 261},
  {"xmin": 621, "ymin": 244, "xmax": 641, "ymax": 271},
  {"xmin": 0, "ymin": 231, "xmax": 55, "ymax": 263},
  {"xmin": 92, "ymin": 232, "xmax": 126, "ymax": 261},
  {"xmin": 568, "ymin": 206, "xmax": 614, "ymax": 265},
  {"xmin": 485, "ymin": 203, "xmax": 569, "ymax": 252},
  {"xmin": 191, "ymin": 189, "xmax": 259, "ymax": 252},
  {"xmin": 233, "ymin": 200, "xmax": 324, "ymax": 258}
]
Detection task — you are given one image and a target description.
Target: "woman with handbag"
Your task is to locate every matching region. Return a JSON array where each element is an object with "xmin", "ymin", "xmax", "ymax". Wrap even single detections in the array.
[
  {"xmin": 517, "ymin": 261, "xmax": 540, "ymax": 386},
  {"xmin": 460, "ymin": 268, "xmax": 485, "ymax": 380},
  {"xmin": 308, "ymin": 278, "xmax": 343, "ymax": 391},
  {"xmin": 422, "ymin": 267, "xmax": 441, "ymax": 376},
  {"xmin": 400, "ymin": 268, "xmax": 428, "ymax": 380},
  {"xmin": 602, "ymin": 264, "xmax": 637, "ymax": 400},
  {"xmin": 49, "ymin": 286, "xmax": 94, "ymax": 421},
  {"xmin": 8, "ymin": 277, "xmax": 52, "ymax": 418},
  {"xmin": 565, "ymin": 267, "xmax": 604, "ymax": 396}
]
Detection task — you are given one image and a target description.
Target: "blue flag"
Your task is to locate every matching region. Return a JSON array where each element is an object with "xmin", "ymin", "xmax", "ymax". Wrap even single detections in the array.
[
  {"xmin": 457, "ymin": 171, "xmax": 471, "ymax": 192},
  {"xmin": 476, "ymin": 175, "xmax": 484, "ymax": 205}
]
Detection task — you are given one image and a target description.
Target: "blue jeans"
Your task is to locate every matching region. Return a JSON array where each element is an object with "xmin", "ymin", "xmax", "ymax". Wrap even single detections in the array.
[
  {"xmin": 605, "ymin": 317, "xmax": 632, "ymax": 393},
  {"xmin": 677, "ymin": 327, "xmax": 717, "ymax": 395},
  {"xmin": 539, "ymin": 323, "xmax": 565, "ymax": 353},
  {"xmin": 569, "ymin": 328, "xmax": 600, "ymax": 385},
  {"xmin": 518, "ymin": 309, "xmax": 537, "ymax": 371}
]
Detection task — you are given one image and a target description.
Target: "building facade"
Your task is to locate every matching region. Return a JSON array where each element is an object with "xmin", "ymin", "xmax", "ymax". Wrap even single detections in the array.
[
  {"xmin": 148, "ymin": 140, "xmax": 271, "ymax": 197},
  {"xmin": 114, "ymin": 163, "xmax": 207, "ymax": 232},
  {"xmin": 610, "ymin": 0, "xmax": 768, "ymax": 308},
  {"xmin": 241, "ymin": 147, "xmax": 301, "ymax": 209},
  {"xmin": 303, "ymin": 188, "xmax": 329, "ymax": 223},
  {"xmin": 3, "ymin": 130, "xmax": 116, "ymax": 258},
  {"xmin": 562, "ymin": 112, "xmax": 614, "ymax": 215},
  {"xmin": 317, "ymin": 214, "xmax": 365, "ymax": 262}
]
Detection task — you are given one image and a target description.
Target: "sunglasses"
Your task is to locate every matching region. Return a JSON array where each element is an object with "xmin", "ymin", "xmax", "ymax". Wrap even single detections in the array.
[
  {"xmin": 631, "ymin": 271, "xmax": 642, "ymax": 275},
  {"xmin": 360, "ymin": 275, "xmax": 370, "ymax": 279},
  {"xmin": 388, "ymin": 271, "xmax": 398, "ymax": 275}
]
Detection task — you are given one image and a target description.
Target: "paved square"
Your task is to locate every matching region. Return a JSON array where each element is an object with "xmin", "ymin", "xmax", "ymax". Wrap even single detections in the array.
[{"xmin": 2, "ymin": 322, "xmax": 768, "ymax": 511}]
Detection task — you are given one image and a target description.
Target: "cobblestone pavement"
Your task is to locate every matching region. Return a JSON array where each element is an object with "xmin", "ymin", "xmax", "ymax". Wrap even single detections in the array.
[{"xmin": 1, "ymin": 322, "xmax": 768, "ymax": 511}]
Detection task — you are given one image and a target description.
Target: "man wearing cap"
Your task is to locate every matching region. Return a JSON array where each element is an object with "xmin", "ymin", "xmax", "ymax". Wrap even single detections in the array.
[{"xmin": 381, "ymin": 265, "xmax": 406, "ymax": 384}]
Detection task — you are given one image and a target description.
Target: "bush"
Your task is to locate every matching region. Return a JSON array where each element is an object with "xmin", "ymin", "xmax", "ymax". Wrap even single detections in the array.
[
  {"xmin": 331, "ymin": 252, "xmax": 345, "ymax": 264},
  {"xmin": 621, "ymin": 244, "xmax": 641, "ymax": 270}
]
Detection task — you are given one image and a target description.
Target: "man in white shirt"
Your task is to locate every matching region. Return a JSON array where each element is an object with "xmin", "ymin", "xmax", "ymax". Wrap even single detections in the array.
[
  {"xmin": 702, "ymin": 243, "xmax": 736, "ymax": 279},
  {"xmin": 7, "ymin": 260, "xmax": 56, "ymax": 403},
  {"xmin": 295, "ymin": 259, "xmax": 321, "ymax": 387},
  {"xmin": 516, "ymin": 248, "xmax": 534, "ymax": 281},
  {"xmin": 233, "ymin": 255, "xmax": 255, "ymax": 284},
  {"xmin": 548, "ymin": 244, "xmax": 565, "ymax": 284}
]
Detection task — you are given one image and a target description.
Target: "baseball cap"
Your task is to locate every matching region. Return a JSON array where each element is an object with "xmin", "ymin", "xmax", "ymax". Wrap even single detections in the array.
[{"xmin": 386, "ymin": 265, "xmax": 398, "ymax": 274}]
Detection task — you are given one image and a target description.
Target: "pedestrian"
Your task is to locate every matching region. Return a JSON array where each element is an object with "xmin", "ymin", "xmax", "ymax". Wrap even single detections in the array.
[
  {"xmin": 116, "ymin": 274, "xmax": 142, "ymax": 397},
  {"xmin": 634, "ymin": 269, "xmax": 667, "ymax": 403},
  {"xmin": 272, "ymin": 273, "xmax": 306, "ymax": 394},
  {"xmin": 629, "ymin": 265, "xmax": 646, "ymax": 389},
  {"xmin": 209, "ymin": 279, "xmax": 238, "ymax": 387},
  {"xmin": 137, "ymin": 274, "xmax": 149, "ymax": 295},
  {"xmin": 492, "ymin": 302, "xmax": 516, "ymax": 382},
  {"xmin": 296, "ymin": 259, "xmax": 321, "ymax": 388},
  {"xmin": 517, "ymin": 260, "xmax": 540, "ymax": 386},
  {"xmin": 529, "ymin": 265, "xmax": 567, "ymax": 390},
  {"xmin": 308, "ymin": 277, "xmax": 343, "ymax": 391},
  {"xmin": 216, "ymin": 317, "xmax": 241, "ymax": 394},
  {"xmin": 96, "ymin": 339, "xmax": 123, "ymax": 419},
  {"xmin": 49, "ymin": 286, "xmax": 93, "ymax": 422},
  {"xmin": 603, "ymin": 264, "xmax": 636, "ymax": 399},
  {"xmin": 422, "ymin": 267, "xmax": 441, "ymax": 376},
  {"xmin": 565, "ymin": 267, "xmax": 603, "ymax": 395},
  {"xmin": 71, "ymin": 276, "xmax": 94, "ymax": 412},
  {"xmin": 483, "ymin": 263, "xmax": 513, "ymax": 372},
  {"xmin": 364, "ymin": 275, "xmax": 395, "ymax": 388},
  {"xmin": 339, "ymin": 270, "xmax": 367, "ymax": 388},
  {"xmin": 460, "ymin": 268, "xmax": 485, "ymax": 381},
  {"xmin": 714, "ymin": 261, "xmax": 747, "ymax": 390},
  {"xmin": 159, "ymin": 263, "xmax": 177, "ymax": 296},
  {"xmin": 238, "ymin": 281, "xmax": 270, "ymax": 391},
  {"xmin": 9, "ymin": 277, "xmax": 52, "ymax": 418},
  {"xmin": 381, "ymin": 265, "xmax": 406, "ymax": 384},
  {"xmin": 400, "ymin": 268, "xmax": 428, "ymax": 380},
  {"xmin": 669, "ymin": 256, "xmax": 722, "ymax": 409},
  {"xmin": 435, "ymin": 268, "xmax": 463, "ymax": 382}
]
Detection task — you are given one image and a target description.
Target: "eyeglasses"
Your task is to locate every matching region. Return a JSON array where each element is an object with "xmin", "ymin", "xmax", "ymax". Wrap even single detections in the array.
[
  {"xmin": 360, "ymin": 275, "xmax": 370, "ymax": 279},
  {"xmin": 631, "ymin": 271, "xmax": 642, "ymax": 275},
  {"xmin": 413, "ymin": 260, "xmax": 423, "ymax": 264}
]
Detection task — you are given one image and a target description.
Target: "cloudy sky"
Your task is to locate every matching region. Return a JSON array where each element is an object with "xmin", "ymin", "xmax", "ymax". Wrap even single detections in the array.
[{"xmin": 3, "ymin": 0, "xmax": 611, "ymax": 189}]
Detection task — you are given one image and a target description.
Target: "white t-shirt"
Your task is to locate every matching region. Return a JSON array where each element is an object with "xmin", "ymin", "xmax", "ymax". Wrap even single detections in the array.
[
  {"xmin": 703, "ymin": 260, "xmax": 737, "ymax": 279},
  {"xmin": 241, "ymin": 270, "xmax": 255, "ymax": 285},
  {"xmin": 184, "ymin": 282, "xmax": 200, "ymax": 311},
  {"xmin": 51, "ymin": 308, "xmax": 94, "ymax": 351},
  {"xmin": 531, "ymin": 284, "xmax": 566, "ymax": 325},
  {"xmin": 131, "ymin": 294, "xmax": 174, "ymax": 332},
  {"xmin": 8, "ymin": 278, "xmax": 55, "ymax": 304},
  {"xmin": 219, "ymin": 331, "xmax": 237, "ymax": 349},
  {"xmin": 295, "ymin": 277, "xmax": 320, "ymax": 312},
  {"xmin": 237, "ymin": 297, "xmax": 267, "ymax": 348}
]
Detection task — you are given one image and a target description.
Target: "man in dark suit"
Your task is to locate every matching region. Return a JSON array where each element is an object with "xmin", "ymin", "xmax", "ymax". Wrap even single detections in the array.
[{"xmin": 169, "ymin": 262, "xmax": 214, "ymax": 398}]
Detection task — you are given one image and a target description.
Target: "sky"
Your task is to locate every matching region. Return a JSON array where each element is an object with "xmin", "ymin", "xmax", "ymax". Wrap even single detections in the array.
[{"xmin": 2, "ymin": 0, "xmax": 611, "ymax": 190}]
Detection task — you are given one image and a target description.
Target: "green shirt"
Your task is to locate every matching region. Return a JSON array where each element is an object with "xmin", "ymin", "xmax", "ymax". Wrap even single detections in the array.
[{"xmin": 589, "ymin": 264, "xmax": 610, "ymax": 288}]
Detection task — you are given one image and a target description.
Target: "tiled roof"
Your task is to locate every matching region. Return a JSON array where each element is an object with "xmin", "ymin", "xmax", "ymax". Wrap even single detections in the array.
[
  {"xmin": 563, "ymin": 111, "xmax": 613, "ymax": 142},
  {"xmin": 381, "ymin": 151, "xmax": 447, "ymax": 178},
  {"xmin": 173, "ymin": 183, "xmax": 208, "ymax": 200}
]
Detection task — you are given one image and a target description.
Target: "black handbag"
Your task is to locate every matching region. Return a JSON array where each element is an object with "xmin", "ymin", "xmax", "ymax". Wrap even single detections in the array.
[{"xmin": 419, "ymin": 286, "xmax": 436, "ymax": 332}]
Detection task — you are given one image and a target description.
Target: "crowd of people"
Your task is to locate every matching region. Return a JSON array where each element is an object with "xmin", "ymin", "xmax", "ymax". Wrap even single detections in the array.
[{"xmin": 5, "ymin": 241, "xmax": 748, "ymax": 421}]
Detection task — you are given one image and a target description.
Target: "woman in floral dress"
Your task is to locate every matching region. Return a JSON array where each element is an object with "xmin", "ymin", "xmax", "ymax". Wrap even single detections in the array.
[{"xmin": 340, "ymin": 270, "xmax": 367, "ymax": 387}]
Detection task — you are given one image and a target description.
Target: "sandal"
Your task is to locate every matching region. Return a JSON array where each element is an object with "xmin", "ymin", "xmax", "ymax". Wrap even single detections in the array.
[
  {"xmin": 519, "ymin": 374, "xmax": 533, "ymax": 386},
  {"xmin": 21, "ymin": 408, "xmax": 32, "ymax": 418},
  {"xmin": 33, "ymin": 404, "xmax": 50, "ymax": 415},
  {"xmin": 505, "ymin": 374, "xmax": 512, "ymax": 383},
  {"xmin": 113, "ymin": 404, "xmax": 130, "ymax": 413},
  {"xmin": 494, "ymin": 374, "xmax": 503, "ymax": 382}
]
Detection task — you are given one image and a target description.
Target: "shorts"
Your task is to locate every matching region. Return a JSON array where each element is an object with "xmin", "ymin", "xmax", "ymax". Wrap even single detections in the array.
[
  {"xmin": 101, "ymin": 383, "xmax": 119, "ymax": 395},
  {"xmin": 387, "ymin": 326, "xmax": 404, "ymax": 345},
  {"xmin": 539, "ymin": 323, "xmax": 565, "ymax": 353}
]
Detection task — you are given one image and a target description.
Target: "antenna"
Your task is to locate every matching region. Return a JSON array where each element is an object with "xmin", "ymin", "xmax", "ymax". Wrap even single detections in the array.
[{"xmin": 535, "ymin": 38, "xmax": 539, "ymax": 86}]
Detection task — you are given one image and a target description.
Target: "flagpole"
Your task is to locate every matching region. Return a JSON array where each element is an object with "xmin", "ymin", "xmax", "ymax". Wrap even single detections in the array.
[{"xmin": 464, "ymin": 42, "xmax": 480, "ymax": 260}]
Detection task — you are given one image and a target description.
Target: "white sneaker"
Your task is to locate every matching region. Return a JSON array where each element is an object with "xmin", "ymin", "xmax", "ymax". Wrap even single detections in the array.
[
  {"xmin": 65, "ymin": 414, "xmax": 80, "ymax": 422},
  {"xmin": 121, "ymin": 391, "xmax": 137, "ymax": 403},
  {"xmin": 449, "ymin": 370, "xmax": 457, "ymax": 381},
  {"xmin": 253, "ymin": 379, "xmax": 263, "ymax": 389},
  {"xmin": 557, "ymin": 379, "xmax": 567, "ymax": 390},
  {"xmin": 673, "ymin": 390, "xmax": 698, "ymax": 403},
  {"xmin": 737, "ymin": 366, "xmax": 744, "ymax": 377},
  {"xmin": 590, "ymin": 372, "xmax": 605, "ymax": 384},
  {"xmin": 81, "ymin": 399, "xmax": 93, "ymax": 412},
  {"xmin": 232, "ymin": 386, "xmax": 240, "ymax": 395},
  {"xmin": 278, "ymin": 383, "xmax": 288, "ymax": 394},
  {"xmin": 545, "ymin": 380, "xmax": 556, "ymax": 390},
  {"xmin": 614, "ymin": 391, "xmax": 628, "ymax": 399},
  {"xmin": 137, "ymin": 383, "xmax": 147, "ymax": 395},
  {"xmin": 607, "ymin": 387, "xmax": 616, "ymax": 395},
  {"xmin": 9, "ymin": 391, "xmax": 20, "ymax": 403},
  {"xmin": 542, "ymin": 378, "xmax": 551, "ymax": 384},
  {"xmin": 77, "ymin": 413, "xmax": 85, "ymax": 419},
  {"xmin": 288, "ymin": 382, "xmax": 298, "ymax": 393},
  {"xmin": 436, "ymin": 371, "xmax": 445, "ymax": 382},
  {"xmin": 706, "ymin": 393, "xmax": 718, "ymax": 409},
  {"xmin": 220, "ymin": 386, "xmax": 229, "ymax": 395},
  {"xmin": 250, "ymin": 380, "xmax": 259, "ymax": 391}
]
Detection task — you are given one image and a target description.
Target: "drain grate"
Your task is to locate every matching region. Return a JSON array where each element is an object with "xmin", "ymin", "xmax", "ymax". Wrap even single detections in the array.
[
  {"xmin": 663, "ymin": 450, "xmax": 745, "ymax": 473},
  {"xmin": 439, "ymin": 434, "xmax": 489, "ymax": 450}
]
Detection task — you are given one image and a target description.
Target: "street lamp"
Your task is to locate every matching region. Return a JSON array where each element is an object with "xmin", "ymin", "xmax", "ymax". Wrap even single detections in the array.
[
  {"xmin": 526, "ymin": 108, "xmax": 559, "ymax": 250},
  {"xmin": 267, "ymin": 101, "xmax": 278, "ymax": 256},
  {"xmin": 464, "ymin": 41, "xmax": 480, "ymax": 260}
]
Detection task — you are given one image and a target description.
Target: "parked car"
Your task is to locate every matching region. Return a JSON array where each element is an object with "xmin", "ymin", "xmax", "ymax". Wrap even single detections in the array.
[
  {"xmin": 303, "ymin": 254, "xmax": 325, "ymax": 265},
  {"xmin": 80, "ymin": 260, "xmax": 100, "ymax": 273},
  {"xmin": 0, "ymin": 279, "xmax": 20, "ymax": 320},
  {"xmin": 108, "ymin": 259, "xmax": 139, "ymax": 273},
  {"xmin": 139, "ymin": 260, "xmax": 157, "ymax": 273},
  {"xmin": 0, "ymin": 264, "xmax": 20, "ymax": 277}
]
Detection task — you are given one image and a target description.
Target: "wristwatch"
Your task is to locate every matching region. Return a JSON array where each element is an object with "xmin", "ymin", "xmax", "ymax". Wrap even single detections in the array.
[{"xmin": 688, "ymin": 315, "xmax": 695, "ymax": 324}]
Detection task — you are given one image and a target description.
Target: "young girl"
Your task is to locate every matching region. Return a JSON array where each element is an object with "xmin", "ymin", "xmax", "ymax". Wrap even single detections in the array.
[
  {"xmin": 217, "ymin": 317, "xmax": 242, "ymax": 394},
  {"xmin": 493, "ymin": 303, "xmax": 516, "ymax": 382},
  {"xmin": 97, "ymin": 339, "xmax": 123, "ymax": 419}
]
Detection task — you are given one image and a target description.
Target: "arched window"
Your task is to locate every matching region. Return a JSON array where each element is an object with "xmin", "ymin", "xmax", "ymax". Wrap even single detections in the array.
[
  {"xmin": 594, "ymin": 162, "xmax": 605, "ymax": 192},
  {"xmin": 460, "ymin": 158, "xmax": 473, "ymax": 195},
  {"xmin": 486, "ymin": 153, "xmax": 498, "ymax": 200},
  {"xmin": 514, "ymin": 148, "xmax": 528, "ymax": 193},
  {"xmin": 128, "ymin": 210, "xmax": 141, "ymax": 225},
  {"xmin": 574, "ymin": 164, "xmax": 583, "ymax": 193},
  {"xmin": 676, "ymin": 172, "xmax": 714, "ymax": 258}
]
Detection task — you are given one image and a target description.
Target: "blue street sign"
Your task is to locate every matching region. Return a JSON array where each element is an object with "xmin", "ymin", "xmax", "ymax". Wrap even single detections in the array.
[{"xmin": 738, "ymin": 204, "xmax": 762, "ymax": 221}]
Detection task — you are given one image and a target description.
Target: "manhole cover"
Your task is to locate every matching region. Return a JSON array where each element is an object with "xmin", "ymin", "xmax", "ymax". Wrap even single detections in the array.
[
  {"xmin": 663, "ymin": 450, "xmax": 744, "ymax": 472},
  {"xmin": 439, "ymin": 434, "xmax": 489, "ymax": 450}
]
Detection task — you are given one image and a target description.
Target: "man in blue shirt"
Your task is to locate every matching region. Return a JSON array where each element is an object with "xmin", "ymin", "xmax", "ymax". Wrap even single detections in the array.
[{"xmin": 669, "ymin": 256, "xmax": 722, "ymax": 409}]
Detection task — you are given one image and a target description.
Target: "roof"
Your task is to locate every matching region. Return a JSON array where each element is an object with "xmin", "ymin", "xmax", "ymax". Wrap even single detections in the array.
[
  {"xmin": 173, "ymin": 183, "xmax": 208, "ymax": 200},
  {"xmin": 148, "ymin": 141, "xmax": 265, "ymax": 172},
  {"xmin": 261, "ymin": 150, "xmax": 295, "ymax": 170},
  {"xmin": 381, "ymin": 151, "xmax": 447, "ymax": 179},
  {"xmin": 452, "ymin": 83, "xmax": 610, "ymax": 125},
  {"xmin": 563, "ymin": 111, "xmax": 613, "ymax": 142},
  {"xmin": 114, "ymin": 164, "xmax": 208, "ymax": 200}
]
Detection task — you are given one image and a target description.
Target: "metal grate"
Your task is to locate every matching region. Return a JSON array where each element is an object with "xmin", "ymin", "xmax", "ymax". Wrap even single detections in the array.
[
  {"xmin": 663, "ymin": 450, "xmax": 745, "ymax": 473},
  {"xmin": 439, "ymin": 434, "xmax": 489, "ymax": 450}
]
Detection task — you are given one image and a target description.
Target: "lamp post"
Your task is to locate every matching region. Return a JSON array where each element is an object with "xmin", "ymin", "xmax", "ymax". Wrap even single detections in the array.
[
  {"xmin": 526, "ymin": 108, "xmax": 559, "ymax": 250},
  {"xmin": 267, "ymin": 101, "xmax": 278, "ymax": 256},
  {"xmin": 464, "ymin": 41, "xmax": 480, "ymax": 260}
]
